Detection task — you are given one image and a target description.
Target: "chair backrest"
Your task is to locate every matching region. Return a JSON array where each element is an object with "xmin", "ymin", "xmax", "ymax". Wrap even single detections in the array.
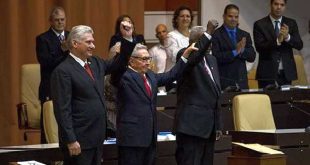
[
  {"xmin": 232, "ymin": 94, "xmax": 276, "ymax": 131},
  {"xmin": 43, "ymin": 100, "xmax": 59, "ymax": 143},
  {"xmin": 20, "ymin": 64, "xmax": 41, "ymax": 128},
  {"xmin": 292, "ymin": 55, "xmax": 308, "ymax": 85},
  {"xmin": 247, "ymin": 68, "xmax": 258, "ymax": 89}
]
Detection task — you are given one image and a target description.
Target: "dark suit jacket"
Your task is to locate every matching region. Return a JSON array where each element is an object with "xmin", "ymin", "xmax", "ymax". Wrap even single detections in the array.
[
  {"xmin": 109, "ymin": 33, "xmax": 145, "ymax": 49},
  {"xmin": 254, "ymin": 16, "xmax": 303, "ymax": 81},
  {"xmin": 51, "ymin": 39, "xmax": 135, "ymax": 149},
  {"xmin": 212, "ymin": 25, "xmax": 256, "ymax": 89},
  {"xmin": 36, "ymin": 28, "xmax": 70, "ymax": 103},
  {"xmin": 174, "ymin": 34, "xmax": 220, "ymax": 139},
  {"xmin": 112, "ymin": 60, "xmax": 186, "ymax": 147}
]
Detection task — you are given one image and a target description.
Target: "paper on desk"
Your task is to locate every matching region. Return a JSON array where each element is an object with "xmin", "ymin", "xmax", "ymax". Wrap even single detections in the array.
[
  {"xmin": 233, "ymin": 142, "xmax": 284, "ymax": 155},
  {"xmin": 18, "ymin": 160, "xmax": 46, "ymax": 165}
]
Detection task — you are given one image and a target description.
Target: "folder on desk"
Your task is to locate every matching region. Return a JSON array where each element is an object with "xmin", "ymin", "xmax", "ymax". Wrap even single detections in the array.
[{"xmin": 232, "ymin": 142, "xmax": 284, "ymax": 157}]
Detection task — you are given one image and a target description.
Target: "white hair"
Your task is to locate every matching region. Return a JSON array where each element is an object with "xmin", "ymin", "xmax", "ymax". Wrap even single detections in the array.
[
  {"xmin": 189, "ymin": 26, "xmax": 206, "ymax": 43},
  {"xmin": 131, "ymin": 43, "xmax": 148, "ymax": 57},
  {"xmin": 67, "ymin": 25, "xmax": 94, "ymax": 49}
]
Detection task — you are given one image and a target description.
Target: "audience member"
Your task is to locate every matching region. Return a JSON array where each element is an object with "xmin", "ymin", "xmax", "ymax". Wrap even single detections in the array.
[
  {"xmin": 165, "ymin": 6, "xmax": 193, "ymax": 71},
  {"xmin": 149, "ymin": 24, "xmax": 169, "ymax": 73},
  {"xmin": 254, "ymin": 0, "xmax": 303, "ymax": 88},
  {"xmin": 109, "ymin": 14, "xmax": 145, "ymax": 57},
  {"xmin": 212, "ymin": 4, "xmax": 256, "ymax": 90},
  {"xmin": 51, "ymin": 25, "xmax": 135, "ymax": 165},
  {"xmin": 174, "ymin": 22, "xmax": 221, "ymax": 165},
  {"xmin": 36, "ymin": 6, "xmax": 69, "ymax": 143}
]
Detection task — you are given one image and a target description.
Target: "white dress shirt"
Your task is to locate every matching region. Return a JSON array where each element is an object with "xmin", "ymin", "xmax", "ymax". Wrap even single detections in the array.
[
  {"xmin": 149, "ymin": 44, "xmax": 167, "ymax": 73},
  {"xmin": 165, "ymin": 30, "xmax": 190, "ymax": 72}
]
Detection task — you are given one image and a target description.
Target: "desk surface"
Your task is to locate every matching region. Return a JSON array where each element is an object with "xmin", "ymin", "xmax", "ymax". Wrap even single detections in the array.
[
  {"xmin": 0, "ymin": 136, "xmax": 232, "ymax": 164},
  {"xmin": 229, "ymin": 129, "xmax": 310, "ymax": 147}
]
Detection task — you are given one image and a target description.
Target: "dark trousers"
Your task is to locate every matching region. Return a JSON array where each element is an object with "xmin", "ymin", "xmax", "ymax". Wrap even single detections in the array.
[
  {"xmin": 40, "ymin": 101, "xmax": 47, "ymax": 144},
  {"xmin": 175, "ymin": 132, "xmax": 215, "ymax": 165},
  {"xmin": 258, "ymin": 70, "xmax": 292, "ymax": 88},
  {"xmin": 63, "ymin": 146, "xmax": 103, "ymax": 165},
  {"xmin": 118, "ymin": 144, "xmax": 156, "ymax": 165}
]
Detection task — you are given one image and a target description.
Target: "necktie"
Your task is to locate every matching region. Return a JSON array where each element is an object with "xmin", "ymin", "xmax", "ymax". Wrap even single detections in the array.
[
  {"xmin": 58, "ymin": 34, "xmax": 65, "ymax": 41},
  {"xmin": 274, "ymin": 20, "xmax": 280, "ymax": 37},
  {"xmin": 84, "ymin": 63, "xmax": 94, "ymax": 80},
  {"xmin": 229, "ymin": 30, "xmax": 237, "ymax": 46},
  {"xmin": 142, "ymin": 75, "xmax": 152, "ymax": 97}
]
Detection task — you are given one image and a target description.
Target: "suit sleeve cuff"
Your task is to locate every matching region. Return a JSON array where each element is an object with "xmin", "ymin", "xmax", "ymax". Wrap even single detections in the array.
[
  {"xmin": 180, "ymin": 56, "xmax": 188, "ymax": 63},
  {"xmin": 204, "ymin": 32, "xmax": 212, "ymax": 40},
  {"xmin": 232, "ymin": 50, "xmax": 238, "ymax": 57}
]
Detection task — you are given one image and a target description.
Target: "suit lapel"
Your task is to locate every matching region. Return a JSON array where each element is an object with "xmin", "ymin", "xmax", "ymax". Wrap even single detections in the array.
[
  {"xmin": 199, "ymin": 59, "xmax": 219, "ymax": 96},
  {"xmin": 129, "ymin": 69, "xmax": 151, "ymax": 100},
  {"xmin": 220, "ymin": 26, "xmax": 235, "ymax": 49},
  {"xmin": 265, "ymin": 16, "xmax": 277, "ymax": 40},
  {"xmin": 206, "ymin": 56, "xmax": 221, "ymax": 95}
]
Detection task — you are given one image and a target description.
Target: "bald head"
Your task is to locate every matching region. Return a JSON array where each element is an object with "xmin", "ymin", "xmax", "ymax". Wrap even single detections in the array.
[{"xmin": 155, "ymin": 24, "xmax": 168, "ymax": 45}]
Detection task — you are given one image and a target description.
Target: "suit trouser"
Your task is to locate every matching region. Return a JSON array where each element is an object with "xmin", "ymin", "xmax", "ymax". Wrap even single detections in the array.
[
  {"xmin": 258, "ymin": 70, "xmax": 292, "ymax": 88},
  {"xmin": 118, "ymin": 143, "xmax": 156, "ymax": 165},
  {"xmin": 175, "ymin": 132, "xmax": 215, "ymax": 165},
  {"xmin": 63, "ymin": 146, "xmax": 103, "ymax": 165}
]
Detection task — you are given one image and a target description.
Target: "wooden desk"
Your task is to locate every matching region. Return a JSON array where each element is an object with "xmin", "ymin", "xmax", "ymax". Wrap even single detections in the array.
[
  {"xmin": 0, "ymin": 136, "xmax": 231, "ymax": 165},
  {"xmin": 229, "ymin": 129, "xmax": 310, "ymax": 165},
  {"xmin": 156, "ymin": 89, "xmax": 310, "ymax": 131}
]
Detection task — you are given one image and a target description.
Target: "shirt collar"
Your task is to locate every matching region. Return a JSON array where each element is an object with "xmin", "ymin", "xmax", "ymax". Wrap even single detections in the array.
[
  {"xmin": 51, "ymin": 28, "xmax": 65, "ymax": 37},
  {"xmin": 69, "ymin": 52, "xmax": 87, "ymax": 67},
  {"xmin": 269, "ymin": 15, "xmax": 282, "ymax": 23},
  {"xmin": 224, "ymin": 25, "xmax": 237, "ymax": 33}
]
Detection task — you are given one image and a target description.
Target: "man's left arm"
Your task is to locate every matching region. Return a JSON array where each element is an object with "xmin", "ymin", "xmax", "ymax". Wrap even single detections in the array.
[{"xmin": 284, "ymin": 20, "xmax": 303, "ymax": 50}]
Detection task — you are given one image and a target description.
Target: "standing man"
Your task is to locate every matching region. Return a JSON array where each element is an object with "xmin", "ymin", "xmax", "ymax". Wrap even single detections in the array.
[
  {"xmin": 149, "ymin": 24, "xmax": 169, "ymax": 74},
  {"xmin": 254, "ymin": 0, "xmax": 303, "ymax": 88},
  {"xmin": 174, "ymin": 22, "xmax": 221, "ymax": 165},
  {"xmin": 212, "ymin": 4, "xmax": 256, "ymax": 90},
  {"xmin": 51, "ymin": 24, "xmax": 135, "ymax": 165},
  {"xmin": 36, "ymin": 7, "xmax": 69, "ymax": 143},
  {"xmin": 111, "ymin": 21, "xmax": 215, "ymax": 164}
]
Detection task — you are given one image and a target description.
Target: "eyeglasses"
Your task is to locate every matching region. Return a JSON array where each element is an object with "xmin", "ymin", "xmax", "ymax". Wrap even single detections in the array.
[{"xmin": 131, "ymin": 56, "xmax": 152, "ymax": 62}]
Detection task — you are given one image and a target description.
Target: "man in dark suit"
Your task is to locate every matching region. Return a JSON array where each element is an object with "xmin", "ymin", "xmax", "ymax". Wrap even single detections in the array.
[
  {"xmin": 174, "ymin": 23, "xmax": 221, "ymax": 165},
  {"xmin": 36, "ymin": 7, "xmax": 69, "ymax": 143},
  {"xmin": 51, "ymin": 24, "xmax": 135, "ymax": 165},
  {"xmin": 111, "ymin": 21, "xmax": 216, "ymax": 164},
  {"xmin": 212, "ymin": 4, "xmax": 256, "ymax": 90},
  {"xmin": 254, "ymin": 0, "xmax": 303, "ymax": 88}
]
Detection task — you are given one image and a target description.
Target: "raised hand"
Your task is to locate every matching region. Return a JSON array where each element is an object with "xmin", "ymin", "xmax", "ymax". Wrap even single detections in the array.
[
  {"xmin": 182, "ymin": 43, "xmax": 199, "ymax": 58},
  {"xmin": 120, "ymin": 21, "xmax": 133, "ymax": 38},
  {"xmin": 206, "ymin": 19, "xmax": 219, "ymax": 35}
]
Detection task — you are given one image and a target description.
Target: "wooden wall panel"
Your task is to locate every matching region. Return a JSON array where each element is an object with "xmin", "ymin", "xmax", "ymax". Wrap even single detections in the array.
[
  {"xmin": 145, "ymin": 0, "xmax": 198, "ymax": 11},
  {"xmin": 0, "ymin": 0, "xmax": 144, "ymax": 146}
]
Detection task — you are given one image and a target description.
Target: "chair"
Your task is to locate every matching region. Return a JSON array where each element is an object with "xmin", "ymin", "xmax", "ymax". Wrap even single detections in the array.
[
  {"xmin": 232, "ymin": 94, "xmax": 276, "ymax": 131},
  {"xmin": 292, "ymin": 54, "xmax": 308, "ymax": 85},
  {"xmin": 17, "ymin": 64, "xmax": 41, "ymax": 142},
  {"xmin": 42, "ymin": 100, "xmax": 59, "ymax": 143},
  {"xmin": 247, "ymin": 68, "xmax": 258, "ymax": 89}
]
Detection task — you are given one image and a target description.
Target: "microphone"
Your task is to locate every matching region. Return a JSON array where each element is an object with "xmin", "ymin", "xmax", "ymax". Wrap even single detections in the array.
[
  {"xmin": 287, "ymin": 101, "xmax": 310, "ymax": 132},
  {"xmin": 220, "ymin": 77, "xmax": 241, "ymax": 92}
]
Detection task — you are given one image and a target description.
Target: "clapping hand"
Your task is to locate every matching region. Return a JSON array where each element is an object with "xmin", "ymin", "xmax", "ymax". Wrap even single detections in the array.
[
  {"xmin": 236, "ymin": 37, "xmax": 246, "ymax": 54},
  {"xmin": 278, "ymin": 23, "xmax": 289, "ymax": 42}
]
